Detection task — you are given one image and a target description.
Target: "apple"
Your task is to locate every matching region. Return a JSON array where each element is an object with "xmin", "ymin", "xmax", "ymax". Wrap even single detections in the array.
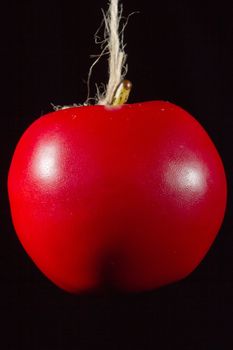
[{"xmin": 8, "ymin": 101, "xmax": 227, "ymax": 293}]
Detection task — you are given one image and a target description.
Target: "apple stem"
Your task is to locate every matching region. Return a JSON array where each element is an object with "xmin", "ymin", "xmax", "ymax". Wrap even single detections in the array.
[{"xmin": 86, "ymin": 0, "xmax": 135, "ymax": 106}]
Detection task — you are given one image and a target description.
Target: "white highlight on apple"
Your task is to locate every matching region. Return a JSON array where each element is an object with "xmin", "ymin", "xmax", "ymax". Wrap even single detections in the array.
[
  {"xmin": 34, "ymin": 144, "xmax": 58, "ymax": 180},
  {"xmin": 166, "ymin": 161, "xmax": 207, "ymax": 195}
]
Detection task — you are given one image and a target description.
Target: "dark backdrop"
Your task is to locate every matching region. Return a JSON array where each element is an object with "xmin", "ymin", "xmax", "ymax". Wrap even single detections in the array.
[{"xmin": 0, "ymin": 0, "xmax": 232, "ymax": 349}]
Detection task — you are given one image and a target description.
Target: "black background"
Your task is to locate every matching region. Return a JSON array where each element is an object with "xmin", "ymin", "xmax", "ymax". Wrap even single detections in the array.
[{"xmin": 0, "ymin": 0, "xmax": 232, "ymax": 349}]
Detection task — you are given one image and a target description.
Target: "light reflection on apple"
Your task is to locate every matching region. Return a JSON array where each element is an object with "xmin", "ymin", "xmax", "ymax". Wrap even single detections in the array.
[
  {"xmin": 166, "ymin": 161, "xmax": 207, "ymax": 196},
  {"xmin": 34, "ymin": 143, "xmax": 58, "ymax": 181}
]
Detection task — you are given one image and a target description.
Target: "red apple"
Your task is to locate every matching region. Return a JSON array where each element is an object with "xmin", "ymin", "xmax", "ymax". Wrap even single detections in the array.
[{"xmin": 8, "ymin": 101, "xmax": 227, "ymax": 293}]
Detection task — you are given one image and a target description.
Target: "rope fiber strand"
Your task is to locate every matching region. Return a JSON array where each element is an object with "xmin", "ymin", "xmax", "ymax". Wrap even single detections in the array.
[{"xmin": 86, "ymin": 0, "xmax": 129, "ymax": 106}]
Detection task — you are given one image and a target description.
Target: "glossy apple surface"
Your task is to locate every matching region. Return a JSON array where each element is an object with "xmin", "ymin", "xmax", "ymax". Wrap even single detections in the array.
[{"xmin": 8, "ymin": 101, "xmax": 227, "ymax": 293}]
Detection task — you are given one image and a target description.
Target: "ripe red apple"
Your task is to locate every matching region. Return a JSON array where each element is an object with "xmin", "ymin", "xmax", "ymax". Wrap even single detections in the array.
[{"xmin": 8, "ymin": 101, "xmax": 227, "ymax": 293}]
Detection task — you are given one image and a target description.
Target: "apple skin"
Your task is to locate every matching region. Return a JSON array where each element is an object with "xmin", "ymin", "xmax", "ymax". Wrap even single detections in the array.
[{"xmin": 8, "ymin": 101, "xmax": 227, "ymax": 293}]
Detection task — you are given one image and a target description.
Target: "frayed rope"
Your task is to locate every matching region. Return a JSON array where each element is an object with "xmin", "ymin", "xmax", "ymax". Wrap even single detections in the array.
[
  {"xmin": 52, "ymin": 0, "xmax": 137, "ymax": 110},
  {"xmin": 86, "ymin": 0, "xmax": 138, "ymax": 106}
]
